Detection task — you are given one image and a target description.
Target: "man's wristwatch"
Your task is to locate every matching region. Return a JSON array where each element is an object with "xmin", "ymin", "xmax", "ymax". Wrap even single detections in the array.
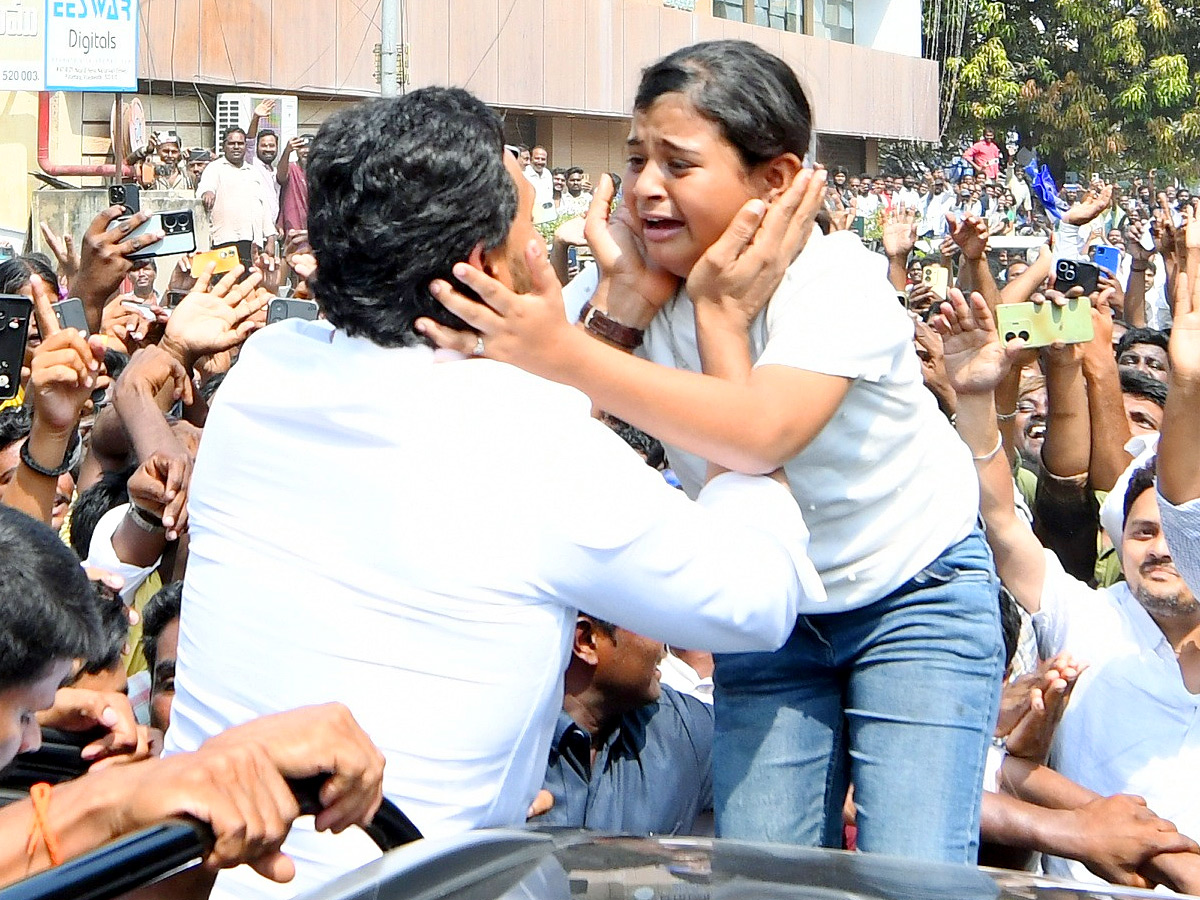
[
  {"xmin": 125, "ymin": 504, "xmax": 165, "ymax": 535},
  {"xmin": 579, "ymin": 302, "xmax": 645, "ymax": 350}
]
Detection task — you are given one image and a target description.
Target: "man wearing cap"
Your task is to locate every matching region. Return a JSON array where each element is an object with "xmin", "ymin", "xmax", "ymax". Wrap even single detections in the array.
[
  {"xmin": 187, "ymin": 149, "xmax": 213, "ymax": 186},
  {"xmin": 148, "ymin": 132, "xmax": 193, "ymax": 192}
]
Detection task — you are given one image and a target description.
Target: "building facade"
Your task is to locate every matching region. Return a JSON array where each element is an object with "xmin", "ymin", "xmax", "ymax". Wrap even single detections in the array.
[{"xmin": 1, "ymin": 0, "xmax": 937, "ymax": 238}]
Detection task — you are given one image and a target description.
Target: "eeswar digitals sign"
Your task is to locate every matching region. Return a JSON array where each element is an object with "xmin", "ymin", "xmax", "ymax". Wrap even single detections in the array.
[{"xmin": 45, "ymin": 0, "xmax": 137, "ymax": 91}]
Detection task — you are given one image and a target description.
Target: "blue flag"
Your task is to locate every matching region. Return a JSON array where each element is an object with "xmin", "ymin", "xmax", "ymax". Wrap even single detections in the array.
[{"xmin": 1024, "ymin": 158, "xmax": 1068, "ymax": 220}]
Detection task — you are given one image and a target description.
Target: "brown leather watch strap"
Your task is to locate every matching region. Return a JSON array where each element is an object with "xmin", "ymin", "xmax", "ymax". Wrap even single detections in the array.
[{"xmin": 579, "ymin": 301, "xmax": 644, "ymax": 350}]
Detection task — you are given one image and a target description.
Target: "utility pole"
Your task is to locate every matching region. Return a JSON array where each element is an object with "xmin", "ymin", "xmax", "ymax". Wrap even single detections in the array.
[{"xmin": 379, "ymin": 0, "xmax": 399, "ymax": 97}]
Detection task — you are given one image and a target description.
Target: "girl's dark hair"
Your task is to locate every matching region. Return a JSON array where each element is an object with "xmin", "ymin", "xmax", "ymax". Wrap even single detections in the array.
[
  {"xmin": 634, "ymin": 40, "xmax": 814, "ymax": 169},
  {"xmin": 0, "ymin": 255, "xmax": 57, "ymax": 295}
]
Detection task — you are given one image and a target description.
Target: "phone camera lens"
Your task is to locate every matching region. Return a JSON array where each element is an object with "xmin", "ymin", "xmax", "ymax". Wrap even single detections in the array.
[{"xmin": 1019, "ymin": 330, "xmax": 1030, "ymax": 341}]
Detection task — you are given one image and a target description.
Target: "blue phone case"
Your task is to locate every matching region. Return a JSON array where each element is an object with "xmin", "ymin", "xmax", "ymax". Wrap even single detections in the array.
[{"xmin": 1093, "ymin": 245, "xmax": 1120, "ymax": 276}]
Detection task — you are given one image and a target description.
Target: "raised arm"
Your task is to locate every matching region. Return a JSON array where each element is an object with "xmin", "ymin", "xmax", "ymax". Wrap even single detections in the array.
[
  {"xmin": 1030, "ymin": 317, "xmax": 1098, "ymax": 582},
  {"xmin": 947, "ymin": 213, "xmax": 1001, "ymax": 308},
  {"xmin": 1081, "ymin": 288, "xmax": 1134, "ymax": 490},
  {"xmin": 246, "ymin": 98, "xmax": 274, "ymax": 142},
  {"xmin": 277, "ymin": 138, "xmax": 301, "ymax": 188},
  {"xmin": 1159, "ymin": 242, "xmax": 1200, "ymax": 507},
  {"xmin": 3, "ymin": 277, "xmax": 107, "ymax": 524},
  {"xmin": 935, "ymin": 290, "xmax": 1047, "ymax": 612},
  {"xmin": 881, "ymin": 206, "xmax": 917, "ymax": 292}
]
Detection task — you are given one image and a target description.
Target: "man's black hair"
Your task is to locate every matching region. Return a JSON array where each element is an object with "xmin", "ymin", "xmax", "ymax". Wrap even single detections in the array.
[
  {"xmin": 1116, "ymin": 327, "xmax": 1169, "ymax": 360},
  {"xmin": 69, "ymin": 466, "xmax": 137, "ymax": 560},
  {"xmin": 257, "ymin": 129, "xmax": 278, "ymax": 144},
  {"xmin": 565, "ymin": 166, "xmax": 585, "ymax": 178},
  {"xmin": 80, "ymin": 593, "xmax": 128, "ymax": 675},
  {"xmin": 601, "ymin": 414, "xmax": 665, "ymax": 469},
  {"xmin": 103, "ymin": 349, "xmax": 130, "ymax": 383},
  {"xmin": 306, "ymin": 87, "xmax": 518, "ymax": 348},
  {"xmin": 1123, "ymin": 457, "xmax": 1158, "ymax": 528},
  {"xmin": 199, "ymin": 371, "xmax": 228, "ymax": 404},
  {"xmin": 221, "ymin": 127, "xmax": 247, "ymax": 143},
  {"xmin": 1119, "ymin": 367, "xmax": 1168, "ymax": 409},
  {"xmin": 0, "ymin": 405, "xmax": 32, "ymax": 453},
  {"xmin": 579, "ymin": 613, "xmax": 617, "ymax": 640},
  {"xmin": 999, "ymin": 586, "xmax": 1021, "ymax": 671},
  {"xmin": 142, "ymin": 581, "xmax": 183, "ymax": 674},
  {"xmin": 0, "ymin": 505, "xmax": 101, "ymax": 689}
]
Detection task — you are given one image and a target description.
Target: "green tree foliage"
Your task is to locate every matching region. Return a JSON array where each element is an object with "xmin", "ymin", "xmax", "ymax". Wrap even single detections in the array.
[{"xmin": 931, "ymin": 0, "xmax": 1200, "ymax": 176}]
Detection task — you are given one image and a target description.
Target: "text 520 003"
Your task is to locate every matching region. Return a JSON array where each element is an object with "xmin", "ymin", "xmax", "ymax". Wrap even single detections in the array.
[{"xmin": 1, "ymin": 69, "xmax": 39, "ymax": 81}]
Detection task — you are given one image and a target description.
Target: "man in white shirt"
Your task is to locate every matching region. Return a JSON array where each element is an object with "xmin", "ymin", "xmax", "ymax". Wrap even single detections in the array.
[
  {"xmin": 944, "ymin": 292, "xmax": 1200, "ymax": 891},
  {"xmin": 246, "ymin": 98, "xmax": 283, "ymax": 226},
  {"xmin": 166, "ymin": 86, "xmax": 823, "ymax": 900},
  {"xmin": 894, "ymin": 175, "xmax": 921, "ymax": 210},
  {"xmin": 920, "ymin": 176, "xmax": 955, "ymax": 237},
  {"xmin": 197, "ymin": 127, "xmax": 277, "ymax": 250},
  {"xmin": 524, "ymin": 144, "xmax": 555, "ymax": 221}
]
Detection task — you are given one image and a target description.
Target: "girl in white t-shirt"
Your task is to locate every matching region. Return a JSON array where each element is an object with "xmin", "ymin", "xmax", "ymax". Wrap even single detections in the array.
[{"xmin": 419, "ymin": 40, "xmax": 1002, "ymax": 862}]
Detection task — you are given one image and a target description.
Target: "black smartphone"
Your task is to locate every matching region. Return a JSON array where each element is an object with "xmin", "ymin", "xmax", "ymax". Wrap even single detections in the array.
[
  {"xmin": 108, "ymin": 183, "xmax": 140, "ymax": 215},
  {"xmin": 1054, "ymin": 258, "xmax": 1100, "ymax": 295},
  {"xmin": 267, "ymin": 298, "xmax": 319, "ymax": 324},
  {"xmin": 211, "ymin": 239, "xmax": 254, "ymax": 281},
  {"xmin": 0, "ymin": 294, "xmax": 33, "ymax": 400},
  {"xmin": 108, "ymin": 209, "xmax": 196, "ymax": 260},
  {"xmin": 50, "ymin": 297, "xmax": 89, "ymax": 334}
]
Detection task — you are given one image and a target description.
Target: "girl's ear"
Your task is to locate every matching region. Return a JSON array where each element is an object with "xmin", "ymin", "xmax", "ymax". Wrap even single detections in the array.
[{"xmin": 756, "ymin": 153, "xmax": 805, "ymax": 202}]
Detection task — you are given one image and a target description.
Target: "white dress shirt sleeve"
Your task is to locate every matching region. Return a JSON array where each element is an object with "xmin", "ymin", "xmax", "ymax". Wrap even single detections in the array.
[
  {"xmin": 546, "ymin": 420, "xmax": 822, "ymax": 653},
  {"xmin": 196, "ymin": 160, "xmax": 220, "ymax": 197},
  {"xmin": 81, "ymin": 504, "xmax": 160, "ymax": 603},
  {"xmin": 1159, "ymin": 491, "xmax": 1200, "ymax": 596}
]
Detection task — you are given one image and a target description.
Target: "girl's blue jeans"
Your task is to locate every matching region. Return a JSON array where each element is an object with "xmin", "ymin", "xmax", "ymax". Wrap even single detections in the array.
[{"xmin": 712, "ymin": 528, "xmax": 1004, "ymax": 863}]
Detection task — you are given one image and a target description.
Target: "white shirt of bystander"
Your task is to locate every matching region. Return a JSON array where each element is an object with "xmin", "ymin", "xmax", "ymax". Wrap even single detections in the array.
[
  {"xmin": 196, "ymin": 156, "xmax": 277, "ymax": 247},
  {"xmin": 166, "ymin": 318, "xmax": 823, "ymax": 900},
  {"xmin": 1034, "ymin": 549, "xmax": 1200, "ymax": 885}
]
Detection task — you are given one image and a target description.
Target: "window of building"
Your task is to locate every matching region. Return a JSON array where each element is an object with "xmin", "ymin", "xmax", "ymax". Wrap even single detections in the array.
[
  {"xmin": 712, "ymin": 0, "xmax": 745, "ymax": 22},
  {"xmin": 813, "ymin": 0, "xmax": 854, "ymax": 43},
  {"xmin": 754, "ymin": 0, "xmax": 801, "ymax": 31},
  {"xmin": 714, "ymin": 0, "xmax": 801, "ymax": 32}
]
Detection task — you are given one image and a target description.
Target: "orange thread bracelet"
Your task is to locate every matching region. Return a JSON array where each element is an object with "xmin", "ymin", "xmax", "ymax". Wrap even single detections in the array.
[{"xmin": 26, "ymin": 783, "xmax": 62, "ymax": 867}]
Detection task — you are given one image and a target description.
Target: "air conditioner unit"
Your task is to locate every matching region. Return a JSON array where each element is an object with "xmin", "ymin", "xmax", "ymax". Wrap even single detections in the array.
[{"xmin": 214, "ymin": 93, "xmax": 299, "ymax": 149}]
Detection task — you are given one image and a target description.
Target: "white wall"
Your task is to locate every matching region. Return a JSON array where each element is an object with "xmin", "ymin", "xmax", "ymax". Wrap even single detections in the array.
[{"xmin": 854, "ymin": 0, "xmax": 922, "ymax": 57}]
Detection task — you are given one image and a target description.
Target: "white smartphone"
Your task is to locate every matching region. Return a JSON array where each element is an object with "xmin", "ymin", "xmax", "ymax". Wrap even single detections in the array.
[{"xmin": 1139, "ymin": 223, "xmax": 1156, "ymax": 252}]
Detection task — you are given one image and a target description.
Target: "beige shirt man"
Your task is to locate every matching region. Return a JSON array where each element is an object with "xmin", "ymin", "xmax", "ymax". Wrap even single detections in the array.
[{"xmin": 197, "ymin": 130, "xmax": 276, "ymax": 248}]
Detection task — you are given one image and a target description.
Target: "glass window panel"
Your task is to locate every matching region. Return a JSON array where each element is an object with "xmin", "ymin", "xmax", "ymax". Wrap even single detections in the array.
[{"xmin": 713, "ymin": 0, "xmax": 745, "ymax": 21}]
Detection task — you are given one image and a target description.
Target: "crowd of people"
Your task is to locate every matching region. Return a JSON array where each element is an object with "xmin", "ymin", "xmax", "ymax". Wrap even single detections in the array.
[{"xmin": 0, "ymin": 36, "xmax": 1198, "ymax": 899}]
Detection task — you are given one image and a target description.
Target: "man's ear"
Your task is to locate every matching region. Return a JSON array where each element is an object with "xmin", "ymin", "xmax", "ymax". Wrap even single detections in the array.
[
  {"xmin": 469, "ymin": 241, "xmax": 507, "ymax": 279},
  {"xmin": 465, "ymin": 243, "xmax": 492, "ymax": 275},
  {"xmin": 755, "ymin": 153, "xmax": 804, "ymax": 202},
  {"xmin": 573, "ymin": 618, "xmax": 600, "ymax": 666}
]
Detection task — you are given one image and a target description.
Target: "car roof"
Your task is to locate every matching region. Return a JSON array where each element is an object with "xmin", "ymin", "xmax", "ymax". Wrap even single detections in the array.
[{"xmin": 297, "ymin": 829, "xmax": 1172, "ymax": 900}]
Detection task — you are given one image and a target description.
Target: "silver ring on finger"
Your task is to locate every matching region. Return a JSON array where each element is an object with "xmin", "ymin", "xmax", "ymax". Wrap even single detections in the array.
[{"xmin": 472, "ymin": 335, "xmax": 485, "ymax": 357}]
